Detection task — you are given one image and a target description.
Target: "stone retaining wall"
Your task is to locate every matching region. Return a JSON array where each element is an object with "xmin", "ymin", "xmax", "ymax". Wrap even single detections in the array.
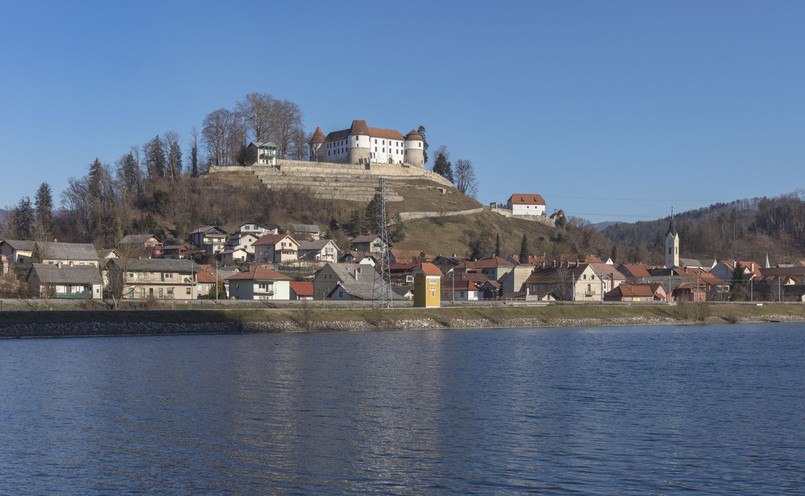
[
  {"xmin": 398, "ymin": 207, "xmax": 485, "ymax": 221},
  {"xmin": 208, "ymin": 160, "xmax": 454, "ymax": 203}
]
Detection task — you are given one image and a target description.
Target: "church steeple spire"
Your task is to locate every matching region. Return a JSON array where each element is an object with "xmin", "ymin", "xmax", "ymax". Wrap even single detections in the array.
[
  {"xmin": 665, "ymin": 207, "xmax": 679, "ymax": 268},
  {"xmin": 667, "ymin": 207, "xmax": 678, "ymax": 236}
]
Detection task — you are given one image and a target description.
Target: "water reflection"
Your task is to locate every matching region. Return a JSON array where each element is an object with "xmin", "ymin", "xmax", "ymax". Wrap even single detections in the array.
[{"xmin": 0, "ymin": 323, "xmax": 803, "ymax": 494}]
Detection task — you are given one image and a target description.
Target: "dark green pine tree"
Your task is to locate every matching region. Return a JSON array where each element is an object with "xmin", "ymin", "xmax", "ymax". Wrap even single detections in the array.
[
  {"xmin": 14, "ymin": 197, "xmax": 34, "ymax": 240},
  {"xmin": 519, "ymin": 234, "xmax": 529, "ymax": 264},
  {"xmin": 34, "ymin": 182, "xmax": 54, "ymax": 235},
  {"xmin": 190, "ymin": 138, "xmax": 199, "ymax": 177},
  {"xmin": 432, "ymin": 147, "xmax": 453, "ymax": 183},
  {"xmin": 494, "ymin": 233, "xmax": 501, "ymax": 257}
]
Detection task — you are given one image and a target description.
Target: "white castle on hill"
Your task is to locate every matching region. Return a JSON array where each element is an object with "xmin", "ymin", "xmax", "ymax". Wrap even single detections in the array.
[{"xmin": 309, "ymin": 120, "xmax": 425, "ymax": 168}]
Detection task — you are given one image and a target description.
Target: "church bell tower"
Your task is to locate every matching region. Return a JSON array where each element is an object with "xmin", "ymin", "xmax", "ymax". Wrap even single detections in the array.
[{"xmin": 665, "ymin": 209, "xmax": 679, "ymax": 269}]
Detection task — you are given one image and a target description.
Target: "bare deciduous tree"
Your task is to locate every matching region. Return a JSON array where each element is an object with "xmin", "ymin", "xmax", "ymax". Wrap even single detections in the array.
[
  {"xmin": 237, "ymin": 92, "xmax": 276, "ymax": 143},
  {"xmin": 454, "ymin": 159, "xmax": 478, "ymax": 198}
]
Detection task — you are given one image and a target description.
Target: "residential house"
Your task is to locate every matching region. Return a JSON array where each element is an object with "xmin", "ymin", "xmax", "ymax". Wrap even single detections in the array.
[
  {"xmin": 27, "ymin": 263, "xmax": 103, "ymax": 300},
  {"xmin": 440, "ymin": 276, "xmax": 482, "ymax": 302},
  {"xmin": 227, "ymin": 266, "xmax": 292, "ymax": 300},
  {"xmin": 188, "ymin": 226, "xmax": 228, "ymax": 255},
  {"xmin": 603, "ymin": 284, "xmax": 659, "ymax": 302},
  {"xmin": 193, "ymin": 264, "xmax": 237, "ymax": 298},
  {"xmin": 351, "ymin": 235, "xmax": 385, "ymax": 254},
  {"xmin": 499, "ymin": 264, "xmax": 535, "ymax": 295},
  {"xmin": 221, "ymin": 247, "xmax": 249, "ymax": 265},
  {"xmin": 98, "ymin": 249, "xmax": 119, "ymax": 262},
  {"xmin": 238, "ymin": 222, "xmax": 279, "ymax": 238},
  {"xmin": 0, "ymin": 239, "xmax": 36, "ymax": 267},
  {"xmin": 112, "ymin": 258, "xmax": 197, "ymax": 300},
  {"xmin": 710, "ymin": 260, "xmax": 762, "ymax": 284},
  {"xmin": 588, "ymin": 263, "xmax": 627, "ymax": 295},
  {"xmin": 313, "ymin": 262, "xmax": 400, "ymax": 301},
  {"xmin": 160, "ymin": 245, "xmax": 190, "ymax": 259},
  {"xmin": 523, "ymin": 264, "xmax": 611, "ymax": 301},
  {"xmin": 290, "ymin": 224, "xmax": 321, "ymax": 241},
  {"xmin": 616, "ymin": 263, "xmax": 653, "ymax": 283},
  {"xmin": 225, "ymin": 232, "xmax": 260, "ymax": 255},
  {"xmin": 678, "ymin": 258, "xmax": 717, "ymax": 271},
  {"xmin": 455, "ymin": 256, "xmax": 514, "ymax": 283},
  {"xmin": 119, "ymin": 233, "xmax": 162, "ymax": 258},
  {"xmin": 298, "ymin": 239, "xmax": 340, "ymax": 263},
  {"xmin": 289, "ymin": 281, "xmax": 314, "ymax": 300},
  {"xmin": 431, "ymin": 255, "xmax": 464, "ymax": 274},
  {"xmin": 339, "ymin": 250, "xmax": 376, "ymax": 266},
  {"xmin": 253, "ymin": 234, "xmax": 300, "ymax": 264},
  {"xmin": 33, "ymin": 241, "xmax": 100, "ymax": 267},
  {"xmin": 672, "ymin": 282, "xmax": 707, "ymax": 302},
  {"xmin": 507, "ymin": 194, "xmax": 546, "ymax": 216},
  {"xmin": 389, "ymin": 261, "xmax": 419, "ymax": 285},
  {"xmin": 248, "ymin": 141, "xmax": 278, "ymax": 166}
]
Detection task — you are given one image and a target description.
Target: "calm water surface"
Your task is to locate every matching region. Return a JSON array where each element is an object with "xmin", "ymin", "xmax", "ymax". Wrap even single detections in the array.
[{"xmin": 1, "ymin": 323, "xmax": 803, "ymax": 495}]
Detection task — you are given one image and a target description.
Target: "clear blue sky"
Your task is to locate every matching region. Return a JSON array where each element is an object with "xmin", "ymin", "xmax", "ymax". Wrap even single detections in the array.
[{"xmin": 2, "ymin": 1, "xmax": 803, "ymax": 223}]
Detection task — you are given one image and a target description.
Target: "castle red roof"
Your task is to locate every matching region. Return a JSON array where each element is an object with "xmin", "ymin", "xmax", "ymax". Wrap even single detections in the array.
[
  {"xmin": 508, "ymin": 194, "xmax": 546, "ymax": 206},
  {"xmin": 310, "ymin": 126, "xmax": 325, "ymax": 144},
  {"xmin": 323, "ymin": 120, "xmax": 406, "ymax": 143}
]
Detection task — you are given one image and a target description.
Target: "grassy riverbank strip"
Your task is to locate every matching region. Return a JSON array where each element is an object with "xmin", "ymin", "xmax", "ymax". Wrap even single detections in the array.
[{"xmin": 1, "ymin": 302, "xmax": 803, "ymax": 338}]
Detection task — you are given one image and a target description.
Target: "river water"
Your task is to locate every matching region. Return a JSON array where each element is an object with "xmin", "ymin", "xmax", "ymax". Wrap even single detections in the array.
[{"xmin": 1, "ymin": 323, "xmax": 803, "ymax": 495}]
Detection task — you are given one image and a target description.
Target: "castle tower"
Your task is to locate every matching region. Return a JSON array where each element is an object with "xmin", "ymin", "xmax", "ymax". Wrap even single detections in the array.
[
  {"xmin": 404, "ymin": 129, "xmax": 425, "ymax": 168},
  {"xmin": 347, "ymin": 120, "xmax": 371, "ymax": 165},
  {"xmin": 665, "ymin": 210, "xmax": 679, "ymax": 269},
  {"xmin": 309, "ymin": 126, "xmax": 325, "ymax": 162}
]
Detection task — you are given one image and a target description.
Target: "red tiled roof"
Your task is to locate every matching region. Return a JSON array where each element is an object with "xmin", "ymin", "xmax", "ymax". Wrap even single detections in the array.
[
  {"xmin": 405, "ymin": 129, "xmax": 423, "ymax": 141},
  {"xmin": 417, "ymin": 262, "xmax": 443, "ymax": 277},
  {"xmin": 324, "ymin": 120, "xmax": 406, "ymax": 142},
  {"xmin": 508, "ymin": 194, "xmax": 545, "ymax": 206},
  {"xmin": 618, "ymin": 263, "xmax": 652, "ymax": 279},
  {"xmin": 459, "ymin": 256, "xmax": 513, "ymax": 270},
  {"xmin": 196, "ymin": 264, "xmax": 218, "ymax": 284},
  {"xmin": 253, "ymin": 234, "xmax": 298, "ymax": 246},
  {"xmin": 310, "ymin": 126, "xmax": 325, "ymax": 144},
  {"xmin": 611, "ymin": 284, "xmax": 655, "ymax": 298},
  {"xmin": 289, "ymin": 281, "xmax": 314, "ymax": 296}
]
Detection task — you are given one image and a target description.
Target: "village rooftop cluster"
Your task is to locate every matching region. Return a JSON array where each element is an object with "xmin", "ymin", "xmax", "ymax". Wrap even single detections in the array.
[{"xmin": 1, "ymin": 215, "xmax": 805, "ymax": 305}]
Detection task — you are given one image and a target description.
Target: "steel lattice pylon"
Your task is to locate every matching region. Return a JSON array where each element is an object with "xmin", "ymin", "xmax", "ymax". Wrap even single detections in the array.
[{"xmin": 372, "ymin": 178, "xmax": 393, "ymax": 308}]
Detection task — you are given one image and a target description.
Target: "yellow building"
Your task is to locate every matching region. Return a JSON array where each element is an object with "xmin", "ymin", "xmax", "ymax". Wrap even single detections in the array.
[{"xmin": 412, "ymin": 263, "xmax": 442, "ymax": 308}]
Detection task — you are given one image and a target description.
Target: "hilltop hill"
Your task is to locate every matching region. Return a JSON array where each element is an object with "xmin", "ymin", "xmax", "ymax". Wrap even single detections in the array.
[{"xmin": 601, "ymin": 193, "xmax": 805, "ymax": 264}]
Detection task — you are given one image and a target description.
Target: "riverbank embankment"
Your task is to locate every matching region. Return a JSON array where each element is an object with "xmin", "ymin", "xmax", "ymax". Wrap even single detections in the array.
[{"xmin": 1, "ymin": 303, "xmax": 804, "ymax": 338}]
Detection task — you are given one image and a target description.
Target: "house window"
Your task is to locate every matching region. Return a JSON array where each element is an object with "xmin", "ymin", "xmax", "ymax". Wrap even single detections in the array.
[{"xmin": 186, "ymin": 288, "xmax": 191, "ymax": 295}]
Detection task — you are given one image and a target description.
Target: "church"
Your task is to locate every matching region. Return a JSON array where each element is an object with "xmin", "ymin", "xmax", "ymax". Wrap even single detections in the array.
[
  {"xmin": 309, "ymin": 120, "xmax": 425, "ymax": 168},
  {"xmin": 665, "ymin": 213, "xmax": 679, "ymax": 269}
]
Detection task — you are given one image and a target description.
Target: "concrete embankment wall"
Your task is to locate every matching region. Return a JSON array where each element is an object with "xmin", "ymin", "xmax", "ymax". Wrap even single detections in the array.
[
  {"xmin": 2, "ymin": 304, "xmax": 803, "ymax": 338},
  {"xmin": 398, "ymin": 207, "xmax": 485, "ymax": 221}
]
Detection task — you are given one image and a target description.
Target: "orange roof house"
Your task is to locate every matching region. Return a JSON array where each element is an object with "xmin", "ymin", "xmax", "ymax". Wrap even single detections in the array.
[{"xmin": 507, "ymin": 194, "xmax": 546, "ymax": 216}]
